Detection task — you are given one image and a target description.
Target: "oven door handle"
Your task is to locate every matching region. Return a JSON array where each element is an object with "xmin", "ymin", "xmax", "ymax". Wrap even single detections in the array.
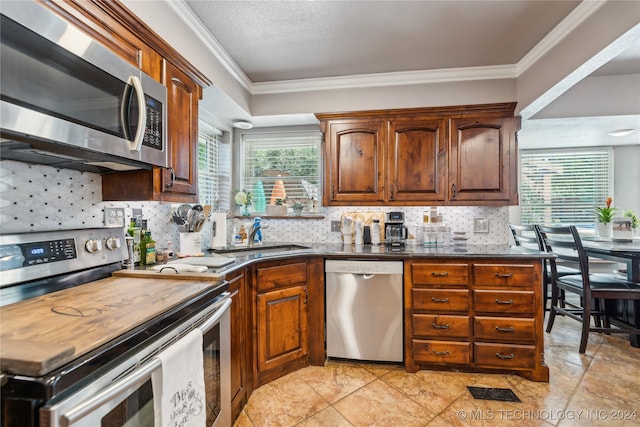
[
  {"xmin": 60, "ymin": 357, "xmax": 160, "ymax": 427},
  {"xmin": 199, "ymin": 294, "xmax": 232, "ymax": 334},
  {"xmin": 60, "ymin": 294, "xmax": 232, "ymax": 427}
]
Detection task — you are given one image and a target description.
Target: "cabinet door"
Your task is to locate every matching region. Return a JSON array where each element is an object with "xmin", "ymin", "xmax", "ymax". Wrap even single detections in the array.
[
  {"xmin": 257, "ymin": 286, "xmax": 309, "ymax": 373},
  {"xmin": 228, "ymin": 271, "xmax": 250, "ymax": 422},
  {"xmin": 388, "ymin": 119, "xmax": 447, "ymax": 202},
  {"xmin": 161, "ymin": 61, "xmax": 199, "ymax": 200},
  {"xmin": 449, "ymin": 117, "xmax": 517, "ymax": 203},
  {"xmin": 324, "ymin": 120, "xmax": 385, "ymax": 204}
]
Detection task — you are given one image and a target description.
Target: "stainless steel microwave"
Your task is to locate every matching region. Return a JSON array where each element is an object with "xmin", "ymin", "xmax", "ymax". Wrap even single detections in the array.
[{"xmin": 0, "ymin": 1, "xmax": 167, "ymax": 173}]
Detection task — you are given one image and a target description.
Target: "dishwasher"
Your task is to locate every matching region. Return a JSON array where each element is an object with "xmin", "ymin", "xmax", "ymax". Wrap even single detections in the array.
[{"xmin": 325, "ymin": 259, "xmax": 404, "ymax": 362}]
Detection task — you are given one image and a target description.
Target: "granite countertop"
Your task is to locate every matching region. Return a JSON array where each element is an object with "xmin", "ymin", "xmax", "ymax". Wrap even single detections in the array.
[{"xmin": 116, "ymin": 243, "xmax": 550, "ymax": 281}]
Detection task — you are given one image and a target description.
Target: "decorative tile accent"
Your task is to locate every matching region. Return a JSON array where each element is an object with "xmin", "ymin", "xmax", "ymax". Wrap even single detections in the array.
[{"xmin": 1, "ymin": 160, "xmax": 511, "ymax": 250}]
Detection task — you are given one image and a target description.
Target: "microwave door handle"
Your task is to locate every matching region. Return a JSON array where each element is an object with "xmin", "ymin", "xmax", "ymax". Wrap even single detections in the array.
[{"xmin": 126, "ymin": 75, "xmax": 147, "ymax": 152}]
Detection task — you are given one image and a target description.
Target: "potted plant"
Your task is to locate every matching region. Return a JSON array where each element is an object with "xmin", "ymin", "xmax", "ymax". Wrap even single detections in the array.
[
  {"xmin": 234, "ymin": 189, "xmax": 253, "ymax": 216},
  {"xmin": 292, "ymin": 201, "xmax": 304, "ymax": 216},
  {"xmin": 623, "ymin": 209, "xmax": 638, "ymax": 236},
  {"xmin": 265, "ymin": 198, "xmax": 287, "ymax": 216},
  {"xmin": 595, "ymin": 197, "xmax": 617, "ymax": 237}
]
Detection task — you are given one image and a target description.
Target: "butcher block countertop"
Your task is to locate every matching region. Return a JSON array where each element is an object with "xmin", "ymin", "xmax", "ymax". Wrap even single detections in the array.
[{"xmin": 0, "ymin": 276, "xmax": 220, "ymax": 376}]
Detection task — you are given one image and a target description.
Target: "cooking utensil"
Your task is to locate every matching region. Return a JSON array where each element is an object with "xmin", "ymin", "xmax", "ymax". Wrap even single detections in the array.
[{"xmin": 176, "ymin": 204, "xmax": 192, "ymax": 222}]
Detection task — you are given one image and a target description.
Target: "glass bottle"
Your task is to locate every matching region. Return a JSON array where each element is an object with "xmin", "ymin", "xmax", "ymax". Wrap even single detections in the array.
[{"xmin": 127, "ymin": 218, "xmax": 141, "ymax": 265}]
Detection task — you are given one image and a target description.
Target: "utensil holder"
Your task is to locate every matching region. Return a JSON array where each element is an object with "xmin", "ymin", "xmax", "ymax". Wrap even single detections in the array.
[{"xmin": 179, "ymin": 232, "xmax": 202, "ymax": 256}]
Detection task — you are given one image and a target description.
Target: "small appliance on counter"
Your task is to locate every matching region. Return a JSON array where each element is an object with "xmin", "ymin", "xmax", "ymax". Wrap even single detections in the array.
[{"xmin": 385, "ymin": 211, "xmax": 408, "ymax": 248}]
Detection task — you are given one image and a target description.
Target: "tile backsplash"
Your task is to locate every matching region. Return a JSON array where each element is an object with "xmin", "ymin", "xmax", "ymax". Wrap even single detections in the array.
[{"xmin": 1, "ymin": 160, "xmax": 510, "ymax": 251}]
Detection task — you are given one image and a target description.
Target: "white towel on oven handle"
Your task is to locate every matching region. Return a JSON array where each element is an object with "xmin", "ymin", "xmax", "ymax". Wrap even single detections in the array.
[{"xmin": 151, "ymin": 328, "xmax": 206, "ymax": 427}]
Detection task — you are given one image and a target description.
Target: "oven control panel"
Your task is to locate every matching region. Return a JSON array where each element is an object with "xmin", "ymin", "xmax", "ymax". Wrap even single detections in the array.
[
  {"xmin": 21, "ymin": 238, "xmax": 77, "ymax": 266},
  {"xmin": 0, "ymin": 227, "xmax": 127, "ymax": 287}
]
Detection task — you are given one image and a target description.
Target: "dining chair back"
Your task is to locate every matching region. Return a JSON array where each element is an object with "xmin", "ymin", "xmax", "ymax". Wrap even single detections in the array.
[
  {"xmin": 509, "ymin": 223, "xmax": 576, "ymax": 311},
  {"xmin": 537, "ymin": 224, "xmax": 640, "ymax": 353}
]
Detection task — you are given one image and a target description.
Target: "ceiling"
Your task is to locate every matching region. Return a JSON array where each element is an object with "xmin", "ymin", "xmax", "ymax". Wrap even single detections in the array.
[{"xmin": 182, "ymin": 0, "xmax": 640, "ymax": 148}]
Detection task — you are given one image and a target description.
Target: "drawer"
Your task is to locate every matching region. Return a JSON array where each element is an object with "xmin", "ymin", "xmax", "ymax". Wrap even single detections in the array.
[
  {"xmin": 474, "ymin": 290, "xmax": 535, "ymax": 314},
  {"xmin": 474, "ymin": 264, "xmax": 535, "ymax": 287},
  {"xmin": 474, "ymin": 342, "xmax": 536, "ymax": 369},
  {"xmin": 474, "ymin": 316, "xmax": 536, "ymax": 342},
  {"xmin": 411, "ymin": 263, "xmax": 469, "ymax": 285},
  {"xmin": 257, "ymin": 262, "xmax": 308, "ymax": 291},
  {"xmin": 413, "ymin": 314, "xmax": 469, "ymax": 338},
  {"xmin": 412, "ymin": 339, "xmax": 470, "ymax": 364},
  {"xmin": 412, "ymin": 289, "xmax": 469, "ymax": 312}
]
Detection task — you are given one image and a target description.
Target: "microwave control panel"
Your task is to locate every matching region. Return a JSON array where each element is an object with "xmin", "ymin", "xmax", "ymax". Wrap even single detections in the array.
[{"xmin": 143, "ymin": 96, "xmax": 163, "ymax": 150}]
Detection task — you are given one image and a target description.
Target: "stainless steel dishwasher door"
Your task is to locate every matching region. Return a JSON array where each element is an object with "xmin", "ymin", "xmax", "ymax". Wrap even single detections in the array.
[{"xmin": 325, "ymin": 260, "xmax": 404, "ymax": 362}]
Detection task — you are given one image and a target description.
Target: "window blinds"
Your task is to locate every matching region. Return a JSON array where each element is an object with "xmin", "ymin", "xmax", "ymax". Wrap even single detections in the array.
[
  {"xmin": 241, "ymin": 134, "xmax": 322, "ymax": 212},
  {"xmin": 519, "ymin": 148, "xmax": 614, "ymax": 227},
  {"xmin": 198, "ymin": 122, "xmax": 230, "ymax": 211}
]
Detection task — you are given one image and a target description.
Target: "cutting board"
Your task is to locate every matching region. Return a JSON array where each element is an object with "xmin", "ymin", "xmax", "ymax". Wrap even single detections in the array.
[
  {"xmin": 0, "ymin": 277, "xmax": 217, "ymax": 376},
  {"xmin": 169, "ymin": 256, "xmax": 236, "ymax": 268}
]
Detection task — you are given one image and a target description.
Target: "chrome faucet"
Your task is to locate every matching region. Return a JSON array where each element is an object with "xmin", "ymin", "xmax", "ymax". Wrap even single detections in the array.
[{"xmin": 248, "ymin": 223, "xmax": 262, "ymax": 247}]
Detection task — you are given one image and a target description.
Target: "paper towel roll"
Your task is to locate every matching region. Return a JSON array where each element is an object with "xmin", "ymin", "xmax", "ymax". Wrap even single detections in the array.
[{"xmin": 210, "ymin": 212, "xmax": 227, "ymax": 249}]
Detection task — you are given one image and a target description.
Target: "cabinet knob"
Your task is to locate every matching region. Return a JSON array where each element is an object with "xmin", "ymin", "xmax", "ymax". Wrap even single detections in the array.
[
  {"xmin": 432, "ymin": 350, "xmax": 450, "ymax": 356},
  {"xmin": 431, "ymin": 297, "xmax": 449, "ymax": 303},
  {"xmin": 431, "ymin": 272, "xmax": 448, "ymax": 277},
  {"xmin": 495, "ymin": 299, "xmax": 514, "ymax": 305},
  {"xmin": 495, "ymin": 326, "xmax": 515, "ymax": 333}
]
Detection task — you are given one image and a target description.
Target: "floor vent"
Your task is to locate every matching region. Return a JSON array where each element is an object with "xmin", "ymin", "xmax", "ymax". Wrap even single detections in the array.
[{"xmin": 467, "ymin": 386, "xmax": 521, "ymax": 402}]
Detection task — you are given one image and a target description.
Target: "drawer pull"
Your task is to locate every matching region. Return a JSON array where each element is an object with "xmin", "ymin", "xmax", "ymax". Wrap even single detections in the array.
[
  {"xmin": 495, "ymin": 326, "xmax": 515, "ymax": 333},
  {"xmin": 431, "ymin": 323, "xmax": 450, "ymax": 329},
  {"xmin": 432, "ymin": 350, "xmax": 450, "ymax": 356},
  {"xmin": 494, "ymin": 273, "xmax": 513, "ymax": 278},
  {"xmin": 431, "ymin": 297, "xmax": 449, "ymax": 303},
  {"xmin": 431, "ymin": 272, "xmax": 449, "ymax": 277},
  {"xmin": 495, "ymin": 299, "xmax": 514, "ymax": 305},
  {"xmin": 496, "ymin": 352, "xmax": 515, "ymax": 360}
]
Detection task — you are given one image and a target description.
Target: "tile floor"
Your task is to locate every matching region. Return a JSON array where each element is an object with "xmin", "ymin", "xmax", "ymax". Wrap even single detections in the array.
[{"xmin": 233, "ymin": 315, "xmax": 640, "ymax": 426}]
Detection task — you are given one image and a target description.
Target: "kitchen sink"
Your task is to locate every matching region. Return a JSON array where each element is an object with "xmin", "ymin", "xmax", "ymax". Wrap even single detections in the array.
[{"xmin": 208, "ymin": 244, "xmax": 311, "ymax": 255}]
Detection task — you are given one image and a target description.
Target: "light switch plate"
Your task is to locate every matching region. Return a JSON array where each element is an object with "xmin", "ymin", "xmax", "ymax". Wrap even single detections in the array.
[
  {"xmin": 104, "ymin": 207, "xmax": 126, "ymax": 228},
  {"xmin": 474, "ymin": 217, "xmax": 489, "ymax": 233}
]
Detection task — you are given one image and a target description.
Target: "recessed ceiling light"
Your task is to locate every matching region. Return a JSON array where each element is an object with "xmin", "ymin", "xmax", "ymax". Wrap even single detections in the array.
[
  {"xmin": 232, "ymin": 120, "xmax": 253, "ymax": 129},
  {"xmin": 608, "ymin": 128, "xmax": 635, "ymax": 137}
]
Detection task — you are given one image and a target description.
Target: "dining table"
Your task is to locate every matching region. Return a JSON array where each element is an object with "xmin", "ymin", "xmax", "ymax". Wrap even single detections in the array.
[{"xmin": 580, "ymin": 235, "xmax": 640, "ymax": 347}]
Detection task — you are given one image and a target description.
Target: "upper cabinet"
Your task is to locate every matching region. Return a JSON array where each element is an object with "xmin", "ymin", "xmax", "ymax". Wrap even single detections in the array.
[
  {"xmin": 44, "ymin": 0, "xmax": 210, "ymax": 203},
  {"xmin": 322, "ymin": 120, "xmax": 386, "ymax": 204},
  {"xmin": 316, "ymin": 103, "xmax": 519, "ymax": 206}
]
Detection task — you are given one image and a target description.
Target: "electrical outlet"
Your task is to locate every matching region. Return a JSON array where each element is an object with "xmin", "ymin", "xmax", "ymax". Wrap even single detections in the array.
[
  {"xmin": 331, "ymin": 221, "xmax": 341, "ymax": 232},
  {"xmin": 104, "ymin": 207, "xmax": 126, "ymax": 228}
]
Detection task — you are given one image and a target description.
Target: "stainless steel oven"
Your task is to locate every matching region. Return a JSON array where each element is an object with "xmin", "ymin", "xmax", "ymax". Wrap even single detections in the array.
[
  {"xmin": 0, "ymin": 228, "xmax": 231, "ymax": 427},
  {"xmin": 39, "ymin": 291, "xmax": 232, "ymax": 427},
  {"xmin": 0, "ymin": 1, "xmax": 167, "ymax": 173}
]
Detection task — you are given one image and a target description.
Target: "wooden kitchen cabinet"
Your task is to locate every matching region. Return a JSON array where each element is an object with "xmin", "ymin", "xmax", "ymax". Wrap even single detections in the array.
[
  {"xmin": 43, "ymin": 0, "xmax": 209, "ymax": 203},
  {"xmin": 227, "ymin": 269, "xmax": 252, "ymax": 423},
  {"xmin": 448, "ymin": 116, "xmax": 519, "ymax": 204},
  {"xmin": 317, "ymin": 103, "xmax": 519, "ymax": 206},
  {"xmin": 405, "ymin": 258, "xmax": 549, "ymax": 382},
  {"xmin": 252, "ymin": 257, "xmax": 324, "ymax": 387},
  {"xmin": 322, "ymin": 119, "xmax": 386, "ymax": 204}
]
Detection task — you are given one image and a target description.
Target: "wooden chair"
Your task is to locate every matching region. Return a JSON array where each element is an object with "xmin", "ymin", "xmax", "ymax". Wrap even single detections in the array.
[
  {"xmin": 537, "ymin": 225, "xmax": 640, "ymax": 353},
  {"xmin": 508, "ymin": 224, "xmax": 577, "ymax": 311}
]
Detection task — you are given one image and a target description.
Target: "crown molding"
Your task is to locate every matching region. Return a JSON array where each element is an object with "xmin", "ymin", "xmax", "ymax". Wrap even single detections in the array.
[{"xmin": 172, "ymin": 0, "xmax": 606, "ymax": 96}]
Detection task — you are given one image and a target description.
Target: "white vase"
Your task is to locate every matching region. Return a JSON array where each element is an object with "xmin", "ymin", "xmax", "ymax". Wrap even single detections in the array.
[{"xmin": 596, "ymin": 222, "xmax": 612, "ymax": 237}]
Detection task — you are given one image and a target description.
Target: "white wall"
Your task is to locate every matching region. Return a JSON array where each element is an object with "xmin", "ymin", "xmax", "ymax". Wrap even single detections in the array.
[{"xmin": 614, "ymin": 144, "xmax": 640, "ymax": 215}]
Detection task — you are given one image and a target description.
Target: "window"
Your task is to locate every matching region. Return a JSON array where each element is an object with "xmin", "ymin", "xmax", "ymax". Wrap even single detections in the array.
[
  {"xmin": 198, "ymin": 122, "xmax": 231, "ymax": 211},
  {"xmin": 240, "ymin": 133, "xmax": 322, "ymax": 213},
  {"xmin": 519, "ymin": 148, "xmax": 613, "ymax": 227}
]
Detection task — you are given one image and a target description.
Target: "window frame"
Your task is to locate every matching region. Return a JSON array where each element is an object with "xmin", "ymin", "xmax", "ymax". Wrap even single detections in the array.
[{"xmin": 519, "ymin": 147, "xmax": 614, "ymax": 228}]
